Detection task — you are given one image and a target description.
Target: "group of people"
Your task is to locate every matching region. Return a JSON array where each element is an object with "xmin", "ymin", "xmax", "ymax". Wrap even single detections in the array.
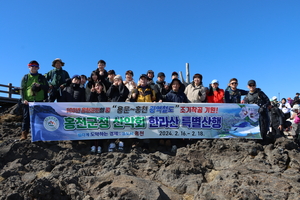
[{"xmin": 20, "ymin": 58, "xmax": 300, "ymax": 151}]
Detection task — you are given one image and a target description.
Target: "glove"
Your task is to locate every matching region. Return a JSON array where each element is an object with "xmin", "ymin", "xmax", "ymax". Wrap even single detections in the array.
[{"xmin": 198, "ymin": 90, "xmax": 202, "ymax": 96}]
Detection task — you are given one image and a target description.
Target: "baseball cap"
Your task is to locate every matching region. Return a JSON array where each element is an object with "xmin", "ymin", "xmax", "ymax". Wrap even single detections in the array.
[
  {"xmin": 211, "ymin": 79, "xmax": 219, "ymax": 84},
  {"xmin": 248, "ymin": 80, "xmax": 256, "ymax": 85}
]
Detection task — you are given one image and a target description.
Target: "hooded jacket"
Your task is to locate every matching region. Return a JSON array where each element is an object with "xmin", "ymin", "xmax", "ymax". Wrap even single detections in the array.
[
  {"xmin": 135, "ymin": 84, "xmax": 156, "ymax": 102},
  {"xmin": 165, "ymin": 90, "xmax": 188, "ymax": 103},
  {"xmin": 106, "ymin": 83, "xmax": 129, "ymax": 102}
]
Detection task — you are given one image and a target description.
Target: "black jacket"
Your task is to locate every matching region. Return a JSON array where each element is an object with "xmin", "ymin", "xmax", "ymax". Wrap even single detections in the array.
[
  {"xmin": 153, "ymin": 81, "xmax": 168, "ymax": 102},
  {"xmin": 269, "ymin": 106, "xmax": 284, "ymax": 127},
  {"xmin": 165, "ymin": 90, "xmax": 188, "ymax": 103},
  {"xmin": 106, "ymin": 83, "xmax": 129, "ymax": 102},
  {"xmin": 244, "ymin": 88, "xmax": 270, "ymax": 109},
  {"xmin": 61, "ymin": 83, "xmax": 86, "ymax": 102},
  {"xmin": 88, "ymin": 91, "xmax": 108, "ymax": 102}
]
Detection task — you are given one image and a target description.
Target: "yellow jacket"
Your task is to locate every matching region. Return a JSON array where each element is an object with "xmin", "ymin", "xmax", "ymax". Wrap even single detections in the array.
[{"xmin": 136, "ymin": 85, "xmax": 156, "ymax": 102}]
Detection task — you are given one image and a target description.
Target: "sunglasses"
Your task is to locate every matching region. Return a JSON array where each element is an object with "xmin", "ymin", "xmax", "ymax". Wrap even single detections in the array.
[
  {"xmin": 230, "ymin": 82, "xmax": 237, "ymax": 85},
  {"xmin": 249, "ymin": 84, "xmax": 256, "ymax": 87},
  {"xmin": 29, "ymin": 65, "xmax": 39, "ymax": 67}
]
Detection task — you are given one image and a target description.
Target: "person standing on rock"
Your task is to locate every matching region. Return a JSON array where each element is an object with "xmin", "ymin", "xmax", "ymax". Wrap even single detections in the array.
[
  {"xmin": 20, "ymin": 60, "xmax": 49, "ymax": 140},
  {"xmin": 243, "ymin": 80, "xmax": 270, "ymax": 142},
  {"xmin": 45, "ymin": 58, "xmax": 70, "ymax": 102},
  {"xmin": 268, "ymin": 100, "xmax": 284, "ymax": 142}
]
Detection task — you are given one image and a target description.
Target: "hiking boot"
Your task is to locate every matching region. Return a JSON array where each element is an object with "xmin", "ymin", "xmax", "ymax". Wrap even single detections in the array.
[
  {"xmin": 91, "ymin": 146, "xmax": 96, "ymax": 153},
  {"xmin": 118, "ymin": 141, "xmax": 124, "ymax": 152},
  {"xmin": 97, "ymin": 146, "xmax": 102, "ymax": 154},
  {"xmin": 20, "ymin": 131, "xmax": 28, "ymax": 140},
  {"xmin": 171, "ymin": 145, "xmax": 177, "ymax": 153},
  {"xmin": 108, "ymin": 143, "xmax": 116, "ymax": 152}
]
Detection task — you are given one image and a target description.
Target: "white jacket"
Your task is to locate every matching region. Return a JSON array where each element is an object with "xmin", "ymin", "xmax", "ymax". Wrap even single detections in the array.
[{"xmin": 184, "ymin": 83, "xmax": 206, "ymax": 103}]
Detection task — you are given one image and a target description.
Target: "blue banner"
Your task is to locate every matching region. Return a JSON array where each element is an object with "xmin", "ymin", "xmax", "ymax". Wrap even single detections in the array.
[{"xmin": 29, "ymin": 102, "xmax": 262, "ymax": 142}]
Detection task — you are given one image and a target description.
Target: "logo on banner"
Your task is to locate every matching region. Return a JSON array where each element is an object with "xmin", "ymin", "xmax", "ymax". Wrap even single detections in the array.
[{"xmin": 44, "ymin": 116, "xmax": 59, "ymax": 131}]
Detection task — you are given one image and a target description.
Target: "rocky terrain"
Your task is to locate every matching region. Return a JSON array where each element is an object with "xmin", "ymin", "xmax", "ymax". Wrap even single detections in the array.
[{"xmin": 1, "ymin": 106, "xmax": 300, "ymax": 200}]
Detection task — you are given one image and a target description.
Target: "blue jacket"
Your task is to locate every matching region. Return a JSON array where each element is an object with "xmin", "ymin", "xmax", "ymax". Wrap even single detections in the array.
[{"xmin": 165, "ymin": 90, "xmax": 188, "ymax": 103}]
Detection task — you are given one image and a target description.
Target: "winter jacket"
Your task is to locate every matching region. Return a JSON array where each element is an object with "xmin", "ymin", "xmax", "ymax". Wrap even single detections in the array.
[
  {"xmin": 165, "ymin": 90, "xmax": 188, "ymax": 103},
  {"xmin": 269, "ymin": 106, "xmax": 284, "ymax": 127},
  {"xmin": 206, "ymin": 88, "xmax": 224, "ymax": 103},
  {"xmin": 44, "ymin": 68, "xmax": 70, "ymax": 88},
  {"xmin": 61, "ymin": 83, "xmax": 86, "ymax": 102},
  {"xmin": 153, "ymin": 81, "xmax": 169, "ymax": 102},
  {"xmin": 106, "ymin": 83, "xmax": 129, "ymax": 102},
  {"xmin": 88, "ymin": 91, "xmax": 108, "ymax": 102},
  {"xmin": 135, "ymin": 85, "xmax": 156, "ymax": 102},
  {"xmin": 243, "ymin": 88, "xmax": 270, "ymax": 110},
  {"xmin": 85, "ymin": 81, "xmax": 107, "ymax": 102},
  {"xmin": 94, "ymin": 69, "xmax": 110, "ymax": 90},
  {"xmin": 184, "ymin": 82, "xmax": 206, "ymax": 103},
  {"xmin": 224, "ymin": 86, "xmax": 248, "ymax": 103}
]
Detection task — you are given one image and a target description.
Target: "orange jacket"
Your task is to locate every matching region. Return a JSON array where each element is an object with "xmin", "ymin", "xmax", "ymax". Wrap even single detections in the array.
[{"xmin": 206, "ymin": 89, "xmax": 224, "ymax": 103}]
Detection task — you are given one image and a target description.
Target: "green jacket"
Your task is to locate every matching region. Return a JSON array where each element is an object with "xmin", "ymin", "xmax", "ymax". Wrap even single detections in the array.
[
  {"xmin": 21, "ymin": 73, "xmax": 49, "ymax": 102},
  {"xmin": 44, "ymin": 68, "xmax": 70, "ymax": 87}
]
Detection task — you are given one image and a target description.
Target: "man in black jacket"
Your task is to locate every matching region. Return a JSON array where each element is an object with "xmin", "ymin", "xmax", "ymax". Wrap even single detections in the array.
[
  {"xmin": 244, "ymin": 80, "xmax": 270, "ymax": 142},
  {"xmin": 153, "ymin": 72, "xmax": 169, "ymax": 102}
]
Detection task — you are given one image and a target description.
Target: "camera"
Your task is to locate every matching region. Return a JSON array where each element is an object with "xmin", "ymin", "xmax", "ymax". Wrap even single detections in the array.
[{"xmin": 31, "ymin": 83, "xmax": 41, "ymax": 92}]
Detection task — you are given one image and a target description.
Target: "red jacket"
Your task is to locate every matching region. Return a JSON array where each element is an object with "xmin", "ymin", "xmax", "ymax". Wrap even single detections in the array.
[{"xmin": 206, "ymin": 89, "xmax": 224, "ymax": 103}]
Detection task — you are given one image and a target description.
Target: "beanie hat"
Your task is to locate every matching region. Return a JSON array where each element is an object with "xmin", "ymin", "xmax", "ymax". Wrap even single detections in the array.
[
  {"xmin": 157, "ymin": 72, "xmax": 165, "ymax": 77},
  {"xmin": 52, "ymin": 58, "xmax": 65, "ymax": 67},
  {"xmin": 114, "ymin": 75, "xmax": 123, "ymax": 81},
  {"xmin": 28, "ymin": 60, "xmax": 39, "ymax": 67}
]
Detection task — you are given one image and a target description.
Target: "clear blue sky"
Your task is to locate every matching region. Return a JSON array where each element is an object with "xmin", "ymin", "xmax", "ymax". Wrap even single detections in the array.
[{"xmin": 1, "ymin": 0, "xmax": 299, "ymax": 100}]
